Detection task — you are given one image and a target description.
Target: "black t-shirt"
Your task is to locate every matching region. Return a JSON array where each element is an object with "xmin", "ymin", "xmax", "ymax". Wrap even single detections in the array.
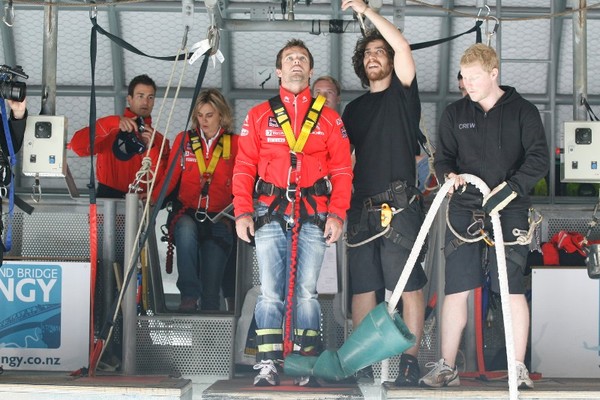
[{"xmin": 343, "ymin": 75, "xmax": 422, "ymax": 207}]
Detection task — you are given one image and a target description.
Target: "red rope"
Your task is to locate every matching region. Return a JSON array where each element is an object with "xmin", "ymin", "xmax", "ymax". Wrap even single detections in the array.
[
  {"xmin": 283, "ymin": 189, "xmax": 302, "ymax": 357},
  {"xmin": 88, "ymin": 204, "xmax": 99, "ymax": 376},
  {"xmin": 474, "ymin": 287, "xmax": 487, "ymax": 375},
  {"xmin": 165, "ymin": 206, "xmax": 188, "ymax": 274}
]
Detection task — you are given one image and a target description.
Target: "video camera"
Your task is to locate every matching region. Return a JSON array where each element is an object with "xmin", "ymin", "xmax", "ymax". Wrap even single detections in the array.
[{"xmin": 0, "ymin": 64, "xmax": 28, "ymax": 102}]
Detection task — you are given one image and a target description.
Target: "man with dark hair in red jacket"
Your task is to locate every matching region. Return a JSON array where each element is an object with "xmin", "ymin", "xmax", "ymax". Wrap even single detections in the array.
[{"xmin": 69, "ymin": 74, "xmax": 169, "ymax": 198}]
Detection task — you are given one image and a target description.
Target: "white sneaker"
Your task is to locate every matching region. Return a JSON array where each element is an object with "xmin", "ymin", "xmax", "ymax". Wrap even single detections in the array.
[
  {"xmin": 419, "ymin": 358, "xmax": 460, "ymax": 388},
  {"xmin": 516, "ymin": 361, "xmax": 534, "ymax": 389},
  {"xmin": 253, "ymin": 360, "xmax": 280, "ymax": 386}
]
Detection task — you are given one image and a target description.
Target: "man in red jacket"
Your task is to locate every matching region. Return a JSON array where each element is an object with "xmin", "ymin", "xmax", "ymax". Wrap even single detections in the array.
[
  {"xmin": 233, "ymin": 39, "xmax": 353, "ymax": 387},
  {"xmin": 69, "ymin": 74, "xmax": 169, "ymax": 198}
]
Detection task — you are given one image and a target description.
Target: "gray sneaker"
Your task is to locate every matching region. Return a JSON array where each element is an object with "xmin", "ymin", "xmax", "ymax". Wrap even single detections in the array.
[
  {"xmin": 419, "ymin": 358, "xmax": 460, "ymax": 388},
  {"xmin": 516, "ymin": 361, "xmax": 534, "ymax": 389},
  {"xmin": 253, "ymin": 360, "xmax": 280, "ymax": 386}
]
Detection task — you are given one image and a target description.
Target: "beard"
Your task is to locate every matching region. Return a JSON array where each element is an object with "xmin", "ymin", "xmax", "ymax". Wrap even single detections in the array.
[{"xmin": 366, "ymin": 64, "xmax": 392, "ymax": 83}]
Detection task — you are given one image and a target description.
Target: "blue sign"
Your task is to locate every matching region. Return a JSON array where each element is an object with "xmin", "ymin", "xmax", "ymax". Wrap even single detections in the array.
[{"xmin": 0, "ymin": 264, "xmax": 62, "ymax": 349}]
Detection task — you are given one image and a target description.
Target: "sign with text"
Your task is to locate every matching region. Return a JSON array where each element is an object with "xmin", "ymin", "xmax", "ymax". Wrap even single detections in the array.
[{"xmin": 0, "ymin": 262, "xmax": 90, "ymax": 371}]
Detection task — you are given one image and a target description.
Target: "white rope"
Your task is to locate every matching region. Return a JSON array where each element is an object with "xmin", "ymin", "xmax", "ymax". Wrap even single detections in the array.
[
  {"xmin": 384, "ymin": 174, "xmax": 519, "ymax": 400},
  {"xmin": 97, "ymin": 32, "xmax": 190, "ymax": 369},
  {"xmin": 129, "ymin": 45, "xmax": 189, "ymax": 194}
]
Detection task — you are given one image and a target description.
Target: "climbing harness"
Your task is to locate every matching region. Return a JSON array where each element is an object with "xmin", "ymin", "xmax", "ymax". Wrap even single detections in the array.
[
  {"xmin": 189, "ymin": 129, "xmax": 231, "ymax": 222},
  {"xmin": 345, "ymin": 180, "xmax": 419, "ymax": 248},
  {"xmin": 258, "ymin": 94, "xmax": 327, "ymax": 357},
  {"xmin": 254, "ymin": 95, "xmax": 328, "ymax": 234},
  {"xmin": 160, "ymin": 130, "xmax": 232, "ymax": 273},
  {"xmin": 444, "ymin": 195, "xmax": 543, "ymax": 253}
]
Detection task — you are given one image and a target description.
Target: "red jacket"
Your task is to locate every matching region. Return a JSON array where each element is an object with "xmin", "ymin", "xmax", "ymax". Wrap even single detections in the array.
[
  {"xmin": 68, "ymin": 108, "xmax": 169, "ymax": 194},
  {"xmin": 154, "ymin": 128, "xmax": 238, "ymax": 212},
  {"xmin": 233, "ymin": 86, "xmax": 353, "ymax": 220}
]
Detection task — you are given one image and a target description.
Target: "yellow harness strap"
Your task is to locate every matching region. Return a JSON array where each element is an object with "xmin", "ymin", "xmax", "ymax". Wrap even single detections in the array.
[
  {"xmin": 269, "ymin": 95, "xmax": 326, "ymax": 152},
  {"xmin": 189, "ymin": 130, "xmax": 231, "ymax": 179}
]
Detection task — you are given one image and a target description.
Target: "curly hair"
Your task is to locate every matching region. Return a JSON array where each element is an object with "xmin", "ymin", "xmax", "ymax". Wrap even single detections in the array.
[{"xmin": 351, "ymin": 30, "xmax": 394, "ymax": 88}]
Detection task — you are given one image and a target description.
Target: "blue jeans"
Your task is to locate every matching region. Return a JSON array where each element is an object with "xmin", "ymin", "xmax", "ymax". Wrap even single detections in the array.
[
  {"xmin": 254, "ymin": 206, "xmax": 327, "ymax": 331},
  {"xmin": 174, "ymin": 214, "xmax": 233, "ymax": 310}
]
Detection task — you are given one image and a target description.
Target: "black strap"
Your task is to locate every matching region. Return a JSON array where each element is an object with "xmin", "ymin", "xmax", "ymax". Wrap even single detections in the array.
[
  {"xmin": 444, "ymin": 237, "xmax": 466, "ymax": 258},
  {"xmin": 410, "ymin": 20, "xmax": 483, "ymax": 50},
  {"xmin": 582, "ymin": 97, "xmax": 600, "ymax": 121},
  {"xmin": 383, "ymin": 226, "xmax": 415, "ymax": 250},
  {"xmin": 90, "ymin": 14, "xmax": 212, "ymax": 355},
  {"xmin": 90, "ymin": 17, "xmax": 189, "ymax": 62}
]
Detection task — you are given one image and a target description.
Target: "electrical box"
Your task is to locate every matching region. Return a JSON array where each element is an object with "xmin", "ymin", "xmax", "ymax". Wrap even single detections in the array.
[
  {"xmin": 531, "ymin": 267, "xmax": 600, "ymax": 378},
  {"xmin": 561, "ymin": 121, "xmax": 600, "ymax": 183},
  {"xmin": 22, "ymin": 115, "xmax": 68, "ymax": 177}
]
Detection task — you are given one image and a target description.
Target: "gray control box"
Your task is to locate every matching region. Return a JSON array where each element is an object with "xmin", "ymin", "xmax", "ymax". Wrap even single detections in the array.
[{"xmin": 22, "ymin": 115, "xmax": 68, "ymax": 177}]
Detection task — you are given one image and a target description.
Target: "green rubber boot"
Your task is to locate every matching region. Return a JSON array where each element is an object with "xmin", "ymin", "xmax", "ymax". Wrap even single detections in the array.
[{"xmin": 284, "ymin": 302, "xmax": 415, "ymax": 381}]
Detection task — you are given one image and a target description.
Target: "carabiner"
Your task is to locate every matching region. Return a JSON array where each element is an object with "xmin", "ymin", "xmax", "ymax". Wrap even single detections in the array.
[
  {"xmin": 207, "ymin": 25, "xmax": 220, "ymax": 56},
  {"xmin": 285, "ymin": 166, "xmax": 297, "ymax": 202},
  {"xmin": 3, "ymin": 0, "xmax": 14, "ymax": 27},
  {"xmin": 89, "ymin": 1, "xmax": 97, "ymax": 21},
  {"xmin": 31, "ymin": 176, "xmax": 42, "ymax": 203},
  {"xmin": 195, "ymin": 194, "xmax": 210, "ymax": 222},
  {"xmin": 195, "ymin": 209, "xmax": 208, "ymax": 222},
  {"xmin": 476, "ymin": 5, "xmax": 490, "ymax": 22},
  {"xmin": 486, "ymin": 16, "xmax": 500, "ymax": 47},
  {"xmin": 467, "ymin": 218, "xmax": 484, "ymax": 237}
]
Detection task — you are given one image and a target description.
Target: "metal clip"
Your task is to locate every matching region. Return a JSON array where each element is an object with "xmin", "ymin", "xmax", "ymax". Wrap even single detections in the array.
[
  {"xmin": 195, "ymin": 194, "xmax": 210, "ymax": 222},
  {"xmin": 160, "ymin": 224, "xmax": 169, "ymax": 240},
  {"xmin": 89, "ymin": 1, "xmax": 97, "ymax": 20},
  {"xmin": 286, "ymin": 184, "xmax": 297, "ymax": 203},
  {"xmin": 3, "ymin": 0, "xmax": 14, "ymax": 27},
  {"xmin": 207, "ymin": 25, "xmax": 220, "ymax": 56},
  {"xmin": 195, "ymin": 209, "xmax": 208, "ymax": 222},
  {"xmin": 486, "ymin": 15, "xmax": 500, "ymax": 47},
  {"xmin": 476, "ymin": 5, "xmax": 490, "ymax": 22},
  {"xmin": 31, "ymin": 175, "xmax": 42, "ymax": 203},
  {"xmin": 285, "ymin": 166, "xmax": 296, "ymax": 202},
  {"xmin": 467, "ymin": 218, "xmax": 484, "ymax": 237}
]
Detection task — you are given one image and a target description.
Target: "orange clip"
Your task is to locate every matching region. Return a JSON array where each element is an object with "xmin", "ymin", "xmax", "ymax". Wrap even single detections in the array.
[{"xmin": 481, "ymin": 229, "xmax": 495, "ymax": 246}]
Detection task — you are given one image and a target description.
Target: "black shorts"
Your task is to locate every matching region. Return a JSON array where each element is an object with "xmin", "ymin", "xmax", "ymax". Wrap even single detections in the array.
[
  {"xmin": 347, "ymin": 200, "xmax": 428, "ymax": 294},
  {"xmin": 444, "ymin": 208, "xmax": 529, "ymax": 295}
]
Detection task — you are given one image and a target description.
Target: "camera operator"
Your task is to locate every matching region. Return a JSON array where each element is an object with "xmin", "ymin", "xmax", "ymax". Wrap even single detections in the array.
[
  {"xmin": 0, "ymin": 91, "xmax": 28, "ymax": 265},
  {"xmin": 1, "ymin": 98, "xmax": 27, "ymax": 162},
  {"xmin": 68, "ymin": 74, "xmax": 169, "ymax": 198}
]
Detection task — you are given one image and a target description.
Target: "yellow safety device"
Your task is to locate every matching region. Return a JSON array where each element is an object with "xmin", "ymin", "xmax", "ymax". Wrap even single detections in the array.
[{"xmin": 381, "ymin": 203, "xmax": 393, "ymax": 228}]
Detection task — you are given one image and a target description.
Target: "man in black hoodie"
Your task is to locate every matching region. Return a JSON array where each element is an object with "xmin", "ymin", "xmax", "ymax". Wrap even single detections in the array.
[{"xmin": 424, "ymin": 43, "xmax": 549, "ymax": 389}]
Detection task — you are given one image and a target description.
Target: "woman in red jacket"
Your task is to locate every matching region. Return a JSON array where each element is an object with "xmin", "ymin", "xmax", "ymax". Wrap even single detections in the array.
[{"xmin": 156, "ymin": 89, "xmax": 238, "ymax": 312}]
